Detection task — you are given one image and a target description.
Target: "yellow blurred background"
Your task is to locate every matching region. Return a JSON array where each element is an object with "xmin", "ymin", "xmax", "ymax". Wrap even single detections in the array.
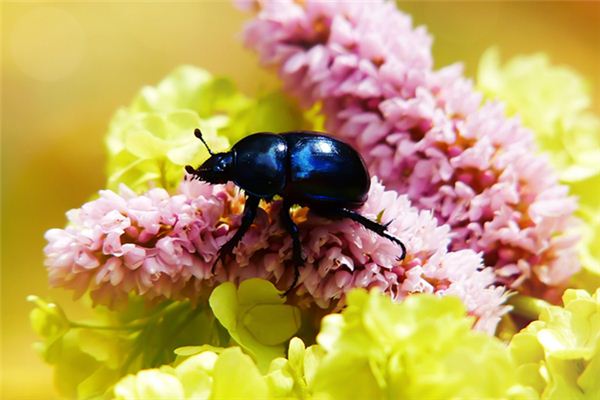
[{"xmin": 1, "ymin": 1, "xmax": 598, "ymax": 398}]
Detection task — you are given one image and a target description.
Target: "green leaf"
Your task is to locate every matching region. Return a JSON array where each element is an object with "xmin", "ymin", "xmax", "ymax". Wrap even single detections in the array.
[
  {"xmin": 52, "ymin": 331, "xmax": 102, "ymax": 398},
  {"xmin": 30, "ymin": 295, "xmax": 221, "ymax": 398},
  {"xmin": 209, "ymin": 282, "xmax": 239, "ymax": 331},
  {"xmin": 77, "ymin": 366, "xmax": 121, "ymax": 400},
  {"xmin": 174, "ymin": 345, "xmax": 224, "ymax": 357},
  {"xmin": 243, "ymin": 304, "xmax": 301, "ymax": 346},
  {"xmin": 77, "ymin": 329, "xmax": 127, "ymax": 369}
]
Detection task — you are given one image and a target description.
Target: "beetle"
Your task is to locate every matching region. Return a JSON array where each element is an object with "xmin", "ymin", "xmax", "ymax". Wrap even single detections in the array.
[{"xmin": 185, "ymin": 129, "xmax": 406, "ymax": 293}]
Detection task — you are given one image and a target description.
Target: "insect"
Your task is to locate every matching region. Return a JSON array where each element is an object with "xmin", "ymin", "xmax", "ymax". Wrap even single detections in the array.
[{"xmin": 185, "ymin": 129, "xmax": 406, "ymax": 293}]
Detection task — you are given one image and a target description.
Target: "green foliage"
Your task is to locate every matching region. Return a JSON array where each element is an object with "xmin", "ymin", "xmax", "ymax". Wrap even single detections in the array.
[
  {"xmin": 510, "ymin": 289, "xmax": 600, "ymax": 399},
  {"xmin": 112, "ymin": 289, "xmax": 541, "ymax": 400},
  {"xmin": 28, "ymin": 296, "xmax": 221, "ymax": 399},
  {"xmin": 105, "ymin": 65, "xmax": 306, "ymax": 192}
]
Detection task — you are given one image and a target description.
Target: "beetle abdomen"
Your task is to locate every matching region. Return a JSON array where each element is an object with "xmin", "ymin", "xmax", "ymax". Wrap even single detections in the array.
[{"xmin": 282, "ymin": 132, "xmax": 370, "ymax": 208}]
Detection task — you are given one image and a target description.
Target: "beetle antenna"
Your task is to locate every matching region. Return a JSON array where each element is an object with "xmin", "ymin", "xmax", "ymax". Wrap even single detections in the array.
[{"xmin": 194, "ymin": 128, "xmax": 214, "ymax": 156}]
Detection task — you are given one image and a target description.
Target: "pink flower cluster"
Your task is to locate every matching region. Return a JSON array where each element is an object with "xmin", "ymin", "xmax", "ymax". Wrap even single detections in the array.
[
  {"xmin": 44, "ymin": 178, "xmax": 506, "ymax": 333},
  {"xmin": 239, "ymin": 0, "xmax": 580, "ymax": 300}
]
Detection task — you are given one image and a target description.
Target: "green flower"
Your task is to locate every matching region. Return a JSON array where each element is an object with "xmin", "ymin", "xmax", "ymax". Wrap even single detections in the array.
[
  {"xmin": 29, "ymin": 296, "xmax": 221, "ymax": 399},
  {"xmin": 114, "ymin": 347, "xmax": 268, "ymax": 400},
  {"xmin": 111, "ymin": 289, "xmax": 547, "ymax": 400},
  {"xmin": 28, "ymin": 296, "xmax": 133, "ymax": 398},
  {"xmin": 114, "ymin": 368, "xmax": 185, "ymax": 400},
  {"xmin": 209, "ymin": 279, "xmax": 302, "ymax": 371},
  {"xmin": 571, "ymin": 206, "xmax": 600, "ymax": 293},
  {"xmin": 510, "ymin": 289, "xmax": 600, "ymax": 399},
  {"xmin": 105, "ymin": 65, "xmax": 305, "ymax": 192},
  {"xmin": 312, "ymin": 290, "xmax": 533, "ymax": 400},
  {"xmin": 114, "ymin": 339, "xmax": 322, "ymax": 400},
  {"xmin": 265, "ymin": 337, "xmax": 325, "ymax": 398},
  {"xmin": 477, "ymin": 48, "xmax": 600, "ymax": 184}
]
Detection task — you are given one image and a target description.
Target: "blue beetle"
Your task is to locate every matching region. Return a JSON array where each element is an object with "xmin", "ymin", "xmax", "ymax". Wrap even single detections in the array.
[{"xmin": 185, "ymin": 129, "xmax": 406, "ymax": 292}]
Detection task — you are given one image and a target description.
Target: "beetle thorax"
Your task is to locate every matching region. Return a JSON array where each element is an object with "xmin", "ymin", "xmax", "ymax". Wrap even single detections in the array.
[{"xmin": 196, "ymin": 152, "xmax": 233, "ymax": 184}]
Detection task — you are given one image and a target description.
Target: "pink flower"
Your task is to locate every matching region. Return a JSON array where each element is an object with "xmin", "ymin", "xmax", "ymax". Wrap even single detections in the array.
[
  {"xmin": 44, "ymin": 178, "xmax": 506, "ymax": 332},
  {"xmin": 239, "ymin": 0, "xmax": 580, "ymax": 301}
]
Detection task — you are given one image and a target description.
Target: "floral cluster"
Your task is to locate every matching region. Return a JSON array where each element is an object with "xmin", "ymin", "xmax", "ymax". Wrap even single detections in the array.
[
  {"xmin": 476, "ymin": 49, "xmax": 600, "ymax": 293},
  {"xmin": 477, "ymin": 48, "xmax": 600, "ymax": 185},
  {"xmin": 510, "ymin": 289, "xmax": 600, "ymax": 398},
  {"xmin": 30, "ymin": 1, "xmax": 600, "ymax": 399},
  {"xmin": 113, "ymin": 289, "xmax": 537, "ymax": 400},
  {"xmin": 105, "ymin": 65, "xmax": 307, "ymax": 192},
  {"xmin": 44, "ymin": 177, "xmax": 506, "ymax": 332},
  {"xmin": 28, "ymin": 280, "xmax": 302, "ymax": 398},
  {"xmin": 239, "ymin": 0, "xmax": 581, "ymax": 301}
]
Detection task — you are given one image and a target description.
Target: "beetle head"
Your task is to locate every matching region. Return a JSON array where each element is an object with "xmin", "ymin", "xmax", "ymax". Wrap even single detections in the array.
[
  {"xmin": 185, "ymin": 128, "xmax": 233, "ymax": 184},
  {"xmin": 185, "ymin": 152, "xmax": 233, "ymax": 184}
]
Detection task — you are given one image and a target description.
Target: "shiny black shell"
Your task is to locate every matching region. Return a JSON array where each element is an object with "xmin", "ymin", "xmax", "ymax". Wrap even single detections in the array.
[{"xmin": 231, "ymin": 131, "xmax": 370, "ymax": 208}]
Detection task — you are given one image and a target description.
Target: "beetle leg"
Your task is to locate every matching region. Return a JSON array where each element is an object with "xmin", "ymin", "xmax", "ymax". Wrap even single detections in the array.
[
  {"xmin": 279, "ymin": 201, "xmax": 304, "ymax": 295},
  {"xmin": 212, "ymin": 195, "xmax": 260, "ymax": 274},
  {"xmin": 315, "ymin": 207, "xmax": 407, "ymax": 261}
]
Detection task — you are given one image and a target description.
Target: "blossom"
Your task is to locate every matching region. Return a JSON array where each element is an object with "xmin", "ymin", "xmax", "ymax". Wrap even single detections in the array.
[
  {"xmin": 509, "ymin": 289, "xmax": 600, "ymax": 399},
  {"xmin": 105, "ymin": 66, "xmax": 230, "ymax": 192},
  {"xmin": 113, "ymin": 292, "xmax": 536, "ymax": 400},
  {"xmin": 44, "ymin": 178, "xmax": 507, "ymax": 332},
  {"xmin": 265, "ymin": 337, "xmax": 324, "ymax": 398},
  {"xmin": 114, "ymin": 347, "xmax": 269, "ymax": 400},
  {"xmin": 105, "ymin": 65, "xmax": 306, "ymax": 192},
  {"xmin": 477, "ymin": 48, "xmax": 600, "ymax": 184},
  {"xmin": 28, "ymin": 295, "xmax": 219, "ymax": 398},
  {"xmin": 239, "ymin": 0, "xmax": 580, "ymax": 300},
  {"xmin": 477, "ymin": 49, "xmax": 600, "ymax": 293},
  {"xmin": 312, "ymin": 290, "xmax": 536, "ymax": 400},
  {"xmin": 208, "ymin": 279, "xmax": 301, "ymax": 369}
]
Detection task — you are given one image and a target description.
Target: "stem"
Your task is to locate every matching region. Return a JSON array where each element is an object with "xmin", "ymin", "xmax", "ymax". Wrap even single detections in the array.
[
  {"xmin": 121, "ymin": 324, "xmax": 152, "ymax": 375},
  {"xmin": 159, "ymin": 158, "xmax": 169, "ymax": 190},
  {"xmin": 67, "ymin": 301, "xmax": 180, "ymax": 332},
  {"xmin": 507, "ymin": 294, "xmax": 551, "ymax": 320},
  {"xmin": 150, "ymin": 305, "xmax": 203, "ymax": 366},
  {"xmin": 118, "ymin": 301, "xmax": 192, "ymax": 374},
  {"xmin": 69, "ymin": 321, "xmax": 147, "ymax": 331}
]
